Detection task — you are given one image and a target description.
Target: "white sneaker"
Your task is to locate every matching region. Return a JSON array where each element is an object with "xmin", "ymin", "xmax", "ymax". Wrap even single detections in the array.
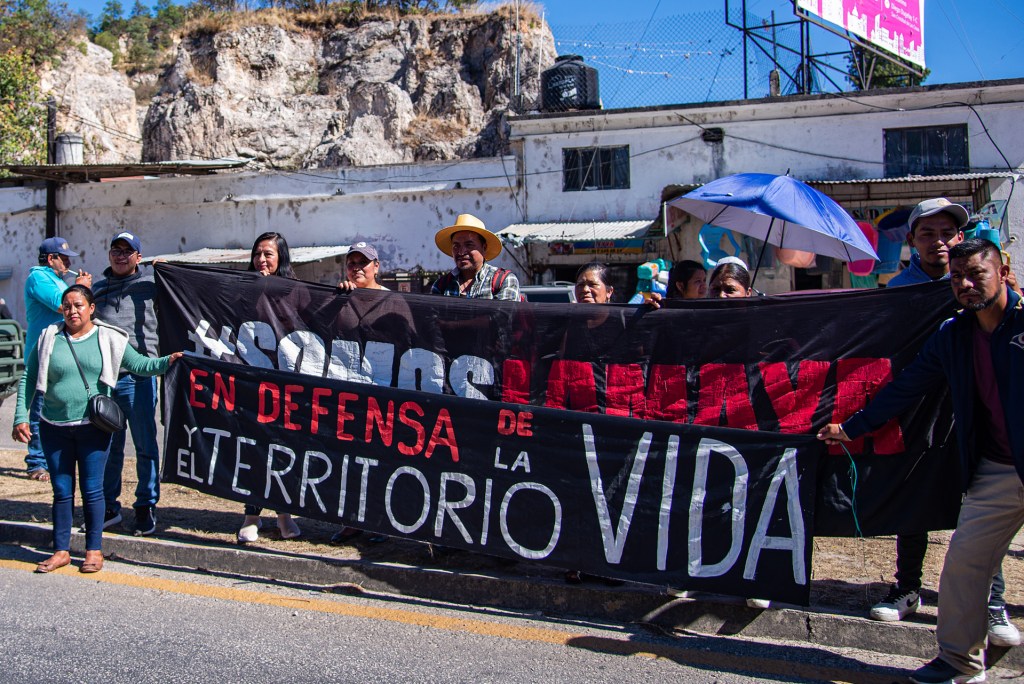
[
  {"xmin": 277, "ymin": 515, "xmax": 301, "ymax": 540},
  {"xmin": 746, "ymin": 598, "xmax": 771, "ymax": 609},
  {"xmin": 988, "ymin": 605, "xmax": 1021, "ymax": 647},
  {"xmin": 870, "ymin": 585, "xmax": 921, "ymax": 622},
  {"xmin": 237, "ymin": 518, "xmax": 262, "ymax": 543}
]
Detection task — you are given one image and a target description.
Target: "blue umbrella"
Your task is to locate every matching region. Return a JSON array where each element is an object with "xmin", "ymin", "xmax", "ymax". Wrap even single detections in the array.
[{"xmin": 668, "ymin": 173, "xmax": 879, "ymax": 268}]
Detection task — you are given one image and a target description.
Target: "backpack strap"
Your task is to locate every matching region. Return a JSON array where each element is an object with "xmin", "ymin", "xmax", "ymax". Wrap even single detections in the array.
[{"xmin": 490, "ymin": 268, "xmax": 510, "ymax": 297}]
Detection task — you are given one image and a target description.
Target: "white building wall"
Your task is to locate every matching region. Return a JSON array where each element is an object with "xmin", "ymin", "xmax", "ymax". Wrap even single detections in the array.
[
  {"xmin": 0, "ymin": 157, "xmax": 522, "ymax": 321},
  {"xmin": 3, "ymin": 81, "xmax": 1022, "ymax": 321},
  {"xmin": 510, "ymin": 80, "xmax": 1024, "ymax": 265}
]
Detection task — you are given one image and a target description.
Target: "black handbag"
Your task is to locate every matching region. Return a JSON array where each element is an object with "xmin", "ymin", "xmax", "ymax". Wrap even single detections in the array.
[{"xmin": 63, "ymin": 330, "xmax": 127, "ymax": 434}]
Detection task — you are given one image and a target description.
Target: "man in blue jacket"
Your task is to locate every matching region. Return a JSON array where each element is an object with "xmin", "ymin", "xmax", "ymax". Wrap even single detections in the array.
[
  {"xmin": 23, "ymin": 237, "xmax": 91, "ymax": 480},
  {"xmin": 92, "ymin": 231, "xmax": 161, "ymax": 536},
  {"xmin": 819, "ymin": 238, "xmax": 1023, "ymax": 684},
  {"xmin": 887, "ymin": 197, "xmax": 967, "ymax": 287}
]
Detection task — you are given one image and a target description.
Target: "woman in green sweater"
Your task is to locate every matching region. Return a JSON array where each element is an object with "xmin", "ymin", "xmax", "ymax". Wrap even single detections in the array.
[{"xmin": 13, "ymin": 285, "xmax": 182, "ymax": 574}]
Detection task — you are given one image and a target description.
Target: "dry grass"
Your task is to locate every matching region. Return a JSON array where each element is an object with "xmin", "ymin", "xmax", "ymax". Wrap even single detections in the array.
[
  {"xmin": 132, "ymin": 79, "xmax": 161, "ymax": 104},
  {"xmin": 402, "ymin": 113, "xmax": 470, "ymax": 148},
  {"xmin": 180, "ymin": 2, "xmax": 545, "ymax": 39}
]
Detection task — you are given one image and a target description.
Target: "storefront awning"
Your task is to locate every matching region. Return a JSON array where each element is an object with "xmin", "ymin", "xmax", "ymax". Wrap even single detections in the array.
[
  {"xmin": 806, "ymin": 172, "xmax": 1018, "ymax": 205},
  {"xmin": 498, "ymin": 220, "xmax": 664, "ymax": 265},
  {"xmin": 498, "ymin": 220, "xmax": 654, "ymax": 243}
]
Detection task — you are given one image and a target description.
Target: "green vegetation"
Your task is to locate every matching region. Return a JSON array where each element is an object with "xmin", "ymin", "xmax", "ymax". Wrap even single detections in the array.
[
  {"xmin": 846, "ymin": 45, "xmax": 929, "ymax": 90},
  {"xmin": 0, "ymin": 50, "xmax": 46, "ymax": 170},
  {"xmin": 0, "ymin": 0, "xmax": 83, "ymax": 171},
  {"xmin": 0, "ymin": 0, "xmax": 86, "ymax": 65}
]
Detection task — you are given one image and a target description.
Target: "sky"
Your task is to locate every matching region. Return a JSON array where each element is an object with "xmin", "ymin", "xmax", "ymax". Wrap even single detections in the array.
[
  {"xmin": 63, "ymin": 0, "xmax": 1024, "ymax": 105},
  {"xmin": 539, "ymin": 0, "xmax": 1024, "ymax": 85},
  {"xmin": 539, "ymin": 0, "xmax": 1024, "ymax": 105}
]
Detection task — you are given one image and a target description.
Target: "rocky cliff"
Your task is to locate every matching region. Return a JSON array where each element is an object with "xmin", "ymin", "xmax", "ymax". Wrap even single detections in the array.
[
  {"xmin": 41, "ymin": 9, "xmax": 555, "ymax": 169},
  {"xmin": 39, "ymin": 42, "xmax": 143, "ymax": 164}
]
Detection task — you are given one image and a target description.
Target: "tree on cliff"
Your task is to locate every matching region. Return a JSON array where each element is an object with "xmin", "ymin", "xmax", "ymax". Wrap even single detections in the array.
[
  {"xmin": 0, "ymin": 0, "xmax": 86, "ymax": 65},
  {"xmin": 0, "ymin": 50, "xmax": 45, "ymax": 169}
]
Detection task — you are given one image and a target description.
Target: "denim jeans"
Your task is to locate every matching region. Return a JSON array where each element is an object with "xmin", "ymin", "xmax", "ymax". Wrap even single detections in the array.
[
  {"xmin": 25, "ymin": 392, "xmax": 47, "ymax": 472},
  {"xmin": 103, "ymin": 374, "xmax": 160, "ymax": 513},
  {"xmin": 40, "ymin": 420, "xmax": 112, "ymax": 551}
]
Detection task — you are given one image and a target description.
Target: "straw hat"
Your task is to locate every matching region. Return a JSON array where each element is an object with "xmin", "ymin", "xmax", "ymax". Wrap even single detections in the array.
[{"xmin": 434, "ymin": 214, "xmax": 502, "ymax": 261}]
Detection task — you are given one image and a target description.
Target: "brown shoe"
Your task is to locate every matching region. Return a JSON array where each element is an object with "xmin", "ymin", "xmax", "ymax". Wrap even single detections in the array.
[
  {"xmin": 80, "ymin": 550, "xmax": 104, "ymax": 573},
  {"xmin": 27, "ymin": 468, "xmax": 50, "ymax": 482},
  {"xmin": 35, "ymin": 550, "xmax": 71, "ymax": 573}
]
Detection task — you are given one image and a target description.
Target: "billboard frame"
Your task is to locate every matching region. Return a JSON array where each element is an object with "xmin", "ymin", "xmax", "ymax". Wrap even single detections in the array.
[
  {"xmin": 793, "ymin": 3, "xmax": 926, "ymax": 77},
  {"xmin": 725, "ymin": 0, "xmax": 925, "ymax": 99}
]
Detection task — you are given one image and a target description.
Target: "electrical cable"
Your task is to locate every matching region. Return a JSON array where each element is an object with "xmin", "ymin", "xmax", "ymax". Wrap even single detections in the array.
[
  {"xmin": 936, "ymin": 0, "xmax": 986, "ymax": 80},
  {"xmin": 608, "ymin": 0, "xmax": 663, "ymax": 104}
]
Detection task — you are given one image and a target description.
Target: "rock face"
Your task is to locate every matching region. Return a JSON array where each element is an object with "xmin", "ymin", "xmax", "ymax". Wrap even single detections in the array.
[
  {"xmin": 143, "ymin": 11, "xmax": 556, "ymax": 167},
  {"xmin": 38, "ymin": 42, "xmax": 142, "ymax": 163}
]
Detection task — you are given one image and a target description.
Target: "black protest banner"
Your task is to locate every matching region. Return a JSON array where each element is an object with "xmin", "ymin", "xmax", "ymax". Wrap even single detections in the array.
[
  {"xmin": 156, "ymin": 264, "xmax": 963, "ymax": 536},
  {"xmin": 164, "ymin": 355, "xmax": 820, "ymax": 604}
]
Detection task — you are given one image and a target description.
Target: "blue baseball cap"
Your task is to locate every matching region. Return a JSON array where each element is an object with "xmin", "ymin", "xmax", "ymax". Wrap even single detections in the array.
[
  {"xmin": 38, "ymin": 237, "xmax": 79, "ymax": 258},
  {"xmin": 110, "ymin": 231, "xmax": 142, "ymax": 253}
]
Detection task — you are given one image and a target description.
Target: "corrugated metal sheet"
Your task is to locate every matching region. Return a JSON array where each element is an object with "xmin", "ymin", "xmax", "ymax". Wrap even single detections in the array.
[
  {"xmin": 807, "ymin": 172, "xmax": 1018, "ymax": 185},
  {"xmin": 498, "ymin": 220, "xmax": 653, "ymax": 242},
  {"xmin": 147, "ymin": 245, "xmax": 350, "ymax": 265},
  {"xmin": 1, "ymin": 158, "xmax": 250, "ymax": 183}
]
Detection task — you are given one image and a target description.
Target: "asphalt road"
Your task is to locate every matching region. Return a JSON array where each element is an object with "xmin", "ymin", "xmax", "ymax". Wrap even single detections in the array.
[{"xmin": 0, "ymin": 544, "xmax": 924, "ymax": 684}]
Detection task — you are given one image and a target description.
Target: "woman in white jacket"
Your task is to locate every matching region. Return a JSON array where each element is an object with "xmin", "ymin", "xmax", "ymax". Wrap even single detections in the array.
[{"xmin": 13, "ymin": 285, "xmax": 181, "ymax": 574}]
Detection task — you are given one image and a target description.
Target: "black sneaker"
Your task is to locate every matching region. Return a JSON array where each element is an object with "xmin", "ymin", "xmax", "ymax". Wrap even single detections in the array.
[
  {"xmin": 80, "ymin": 508, "xmax": 122, "ymax": 533},
  {"xmin": 133, "ymin": 506, "xmax": 157, "ymax": 536},
  {"xmin": 909, "ymin": 657, "xmax": 985, "ymax": 683}
]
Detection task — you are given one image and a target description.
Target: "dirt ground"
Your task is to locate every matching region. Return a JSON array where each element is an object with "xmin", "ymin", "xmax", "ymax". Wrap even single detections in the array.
[{"xmin": 1, "ymin": 447, "xmax": 1021, "ymax": 621}]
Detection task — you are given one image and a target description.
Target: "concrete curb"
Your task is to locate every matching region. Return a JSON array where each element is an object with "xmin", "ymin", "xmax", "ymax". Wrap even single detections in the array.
[{"xmin": 2, "ymin": 519, "xmax": 1019, "ymax": 670}]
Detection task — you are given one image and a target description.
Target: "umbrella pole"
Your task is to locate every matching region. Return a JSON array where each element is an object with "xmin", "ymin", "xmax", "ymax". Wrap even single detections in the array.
[{"xmin": 751, "ymin": 217, "xmax": 775, "ymax": 290}]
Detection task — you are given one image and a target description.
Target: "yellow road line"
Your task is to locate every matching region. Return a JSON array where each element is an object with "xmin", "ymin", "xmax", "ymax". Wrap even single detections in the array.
[{"xmin": 0, "ymin": 557, "xmax": 896, "ymax": 683}]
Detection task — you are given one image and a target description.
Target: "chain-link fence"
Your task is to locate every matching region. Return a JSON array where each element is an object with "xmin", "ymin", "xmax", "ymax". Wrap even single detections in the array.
[{"xmin": 551, "ymin": 8, "xmax": 849, "ymax": 110}]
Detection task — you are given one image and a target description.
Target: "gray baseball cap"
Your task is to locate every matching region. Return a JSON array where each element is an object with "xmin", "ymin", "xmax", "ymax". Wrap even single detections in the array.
[
  {"xmin": 348, "ymin": 242, "xmax": 379, "ymax": 261},
  {"xmin": 908, "ymin": 198, "xmax": 969, "ymax": 232}
]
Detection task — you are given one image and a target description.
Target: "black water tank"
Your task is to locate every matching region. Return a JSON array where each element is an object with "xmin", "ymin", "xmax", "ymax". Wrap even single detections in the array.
[{"xmin": 541, "ymin": 55, "xmax": 600, "ymax": 112}]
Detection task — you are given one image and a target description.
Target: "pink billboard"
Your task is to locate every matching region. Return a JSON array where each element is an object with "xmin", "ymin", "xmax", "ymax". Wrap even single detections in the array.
[{"xmin": 796, "ymin": 0, "xmax": 925, "ymax": 68}]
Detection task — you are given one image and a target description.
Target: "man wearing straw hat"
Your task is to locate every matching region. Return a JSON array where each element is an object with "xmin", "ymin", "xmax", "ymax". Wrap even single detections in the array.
[{"xmin": 430, "ymin": 214, "xmax": 520, "ymax": 300}]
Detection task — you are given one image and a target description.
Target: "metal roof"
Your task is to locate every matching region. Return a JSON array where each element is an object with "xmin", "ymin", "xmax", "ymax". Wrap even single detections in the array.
[
  {"xmin": 0, "ymin": 158, "xmax": 250, "ymax": 183},
  {"xmin": 498, "ymin": 220, "xmax": 654, "ymax": 242},
  {"xmin": 666, "ymin": 172, "xmax": 1017, "ymax": 208},
  {"xmin": 807, "ymin": 172, "xmax": 1019, "ymax": 185},
  {"xmin": 147, "ymin": 245, "xmax": 350, "ymax": 265}
]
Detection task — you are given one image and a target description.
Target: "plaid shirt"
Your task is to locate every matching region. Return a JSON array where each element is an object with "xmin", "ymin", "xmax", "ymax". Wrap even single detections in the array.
[{"xmin": 430, "ymin": 263, "xmax": 520, "ymax": 300}]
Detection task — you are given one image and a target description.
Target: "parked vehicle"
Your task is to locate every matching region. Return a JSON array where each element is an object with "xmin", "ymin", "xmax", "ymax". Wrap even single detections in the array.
[{"xmin": 520, "ymin": 282, "xmax": 577, "ymax": 303}]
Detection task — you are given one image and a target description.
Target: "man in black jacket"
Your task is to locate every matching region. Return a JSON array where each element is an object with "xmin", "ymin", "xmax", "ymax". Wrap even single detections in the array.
[{"xmin": 820, "ymin": 238, "xmax": 1023, "ymax": 684}]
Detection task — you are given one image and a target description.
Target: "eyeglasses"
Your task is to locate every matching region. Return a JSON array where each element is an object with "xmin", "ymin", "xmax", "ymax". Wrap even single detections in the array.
[{"xmin": 109, "ymin": 248, "xmax": 137, "ymax": 258}]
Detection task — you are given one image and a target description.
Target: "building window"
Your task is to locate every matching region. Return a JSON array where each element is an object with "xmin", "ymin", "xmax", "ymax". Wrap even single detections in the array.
[
  {"xmin": 562, "ymin": 146, "xmax": 630, "ymax": 191},
  {"xmin": 883, "ymin": 125, "xmax": 969, "ymax": 177}
]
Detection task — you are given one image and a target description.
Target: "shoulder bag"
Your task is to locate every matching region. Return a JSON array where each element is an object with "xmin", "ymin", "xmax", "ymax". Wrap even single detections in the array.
[{"xmin": 62, "ymin": 330, "xmax": 127, "ymax": 434}]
